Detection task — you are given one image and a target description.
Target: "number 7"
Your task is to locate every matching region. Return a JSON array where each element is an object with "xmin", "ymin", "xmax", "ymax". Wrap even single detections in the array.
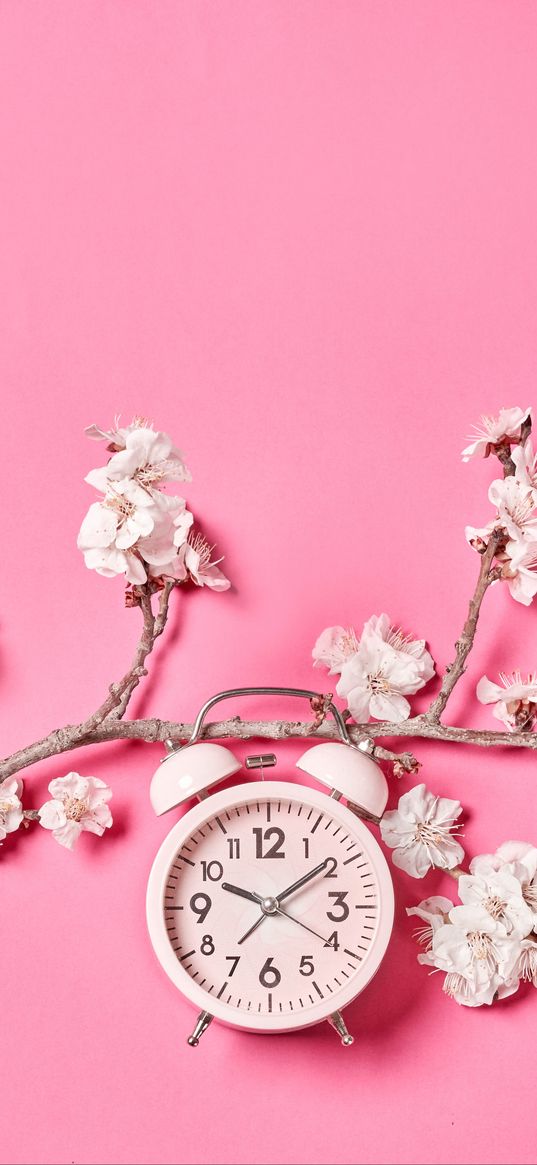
[{"xmin": 225, "ymin": 955, "xmax": 241, "ymax": 977}]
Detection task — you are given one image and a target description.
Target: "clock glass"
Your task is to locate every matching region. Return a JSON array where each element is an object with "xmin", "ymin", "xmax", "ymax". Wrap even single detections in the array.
[{"xmin": 147, "ymin": 781, "xmax": 394, "ymax": 1032}]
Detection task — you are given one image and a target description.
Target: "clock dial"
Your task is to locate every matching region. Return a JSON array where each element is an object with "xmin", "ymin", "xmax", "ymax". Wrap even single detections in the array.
[{"xmin": 157, "ymin": 791, "xmax": 388, "ymax": 1022}]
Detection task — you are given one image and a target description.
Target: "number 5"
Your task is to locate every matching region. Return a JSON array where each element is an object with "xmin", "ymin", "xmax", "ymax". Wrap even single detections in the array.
[{"xmin": 299, "ymin": 955, "xmax": 314, "ymax": 977}]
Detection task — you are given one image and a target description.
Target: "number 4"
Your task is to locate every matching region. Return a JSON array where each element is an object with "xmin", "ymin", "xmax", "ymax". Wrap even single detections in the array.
[{"xmin": 324, "ymin": 931, "xmax": 339, "ymax": 951}]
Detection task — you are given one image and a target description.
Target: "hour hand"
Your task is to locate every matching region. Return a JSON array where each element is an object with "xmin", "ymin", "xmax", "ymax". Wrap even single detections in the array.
[
  {"xmin": 221, "ymin": 881, "xmax": 264, "ymax": 905},
  {"xmin": 278, "ymin": 858, "xmax": 331, "ymax": 903}
]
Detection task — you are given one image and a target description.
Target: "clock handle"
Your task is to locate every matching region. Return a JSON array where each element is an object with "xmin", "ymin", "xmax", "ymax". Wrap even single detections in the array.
[{"xmin": 188, "ymin": 686, "xmax": 355, "ymax": 748}]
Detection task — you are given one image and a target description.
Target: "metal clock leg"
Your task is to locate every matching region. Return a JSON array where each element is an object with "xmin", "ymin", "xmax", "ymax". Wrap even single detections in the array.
[
  {"xmin": 187, "ymin": 1010, "xmax": 214, "ymax": 1047},
  {"xmin": 328, "ymin": 1010, "xmax": 354, "ymax": 1046}
]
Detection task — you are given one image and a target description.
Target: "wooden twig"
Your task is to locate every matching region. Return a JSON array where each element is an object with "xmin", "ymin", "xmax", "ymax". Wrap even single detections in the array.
[
  {"xmin": 3, "ymin": 710, "xmax": 537, "ymax": 786},
  {"xmin": 427, "ymin": 530, "xmax": 504, "ymax": 722}
]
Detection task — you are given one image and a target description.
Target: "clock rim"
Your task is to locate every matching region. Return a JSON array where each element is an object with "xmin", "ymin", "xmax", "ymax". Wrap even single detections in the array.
[{"xmin": 146, "ymin": 780, "xmax": 394, "ymax": 1033}]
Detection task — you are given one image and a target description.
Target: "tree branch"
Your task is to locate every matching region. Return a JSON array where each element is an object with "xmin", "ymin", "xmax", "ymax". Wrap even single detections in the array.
[
  {"xmin": 3, "ymin": 711, "xmax": 537, "ymax": 786},
  {"xmin": 427, "ymin": 529, "xmax": 504, "ymax": 723},
  {"xmin": 107, "ymin": 582, "xmax": 174, "ymax": 721}
]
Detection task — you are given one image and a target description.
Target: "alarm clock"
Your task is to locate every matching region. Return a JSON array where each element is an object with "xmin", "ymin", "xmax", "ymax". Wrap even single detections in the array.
[{"xmin": 146, "ymin": 687, "xmax": 394, "ymax": 1047}]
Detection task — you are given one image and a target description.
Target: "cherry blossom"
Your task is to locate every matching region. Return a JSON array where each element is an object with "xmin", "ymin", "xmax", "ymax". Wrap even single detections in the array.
[
  {"xmin": 183, "ymin": 533, "xmax": 230, "ymax": 590},
  {"xmin": 432, "ymin": 905, "xmax": 518, "ymax": 1007},
  {"xmin": 465, "ymin": 482, "xmax": 537, "ymax": 605},
  {"xmin": 408, "ymin": 840, "xmax": 537, "ymax": 1004},
  {"xmin": 84, "ymin": 416, "xmax": 142, "ymax": 448},
  {"xmin": 457, "ymin": 867, "xmax": 534, "ymax": 937},
  {"xmin": 135, "ymin": 500, "xmax": 191, "ymax": 568},
  {"xmin": 380, "ymin": 783, "xmax": 465, "ymax": 877},
  {"xmin": 86, "ymin": 425, "xmax": 190, "ymax": 492},
  {"xmin": 78, "ymin": 489, "xmax": 173, "ymax": 585},
  {"xmin": 173, "ymin": 505, "xmax": 195, "ymax": 549},
  {"xmin": 79, "ymin": 420, "xmax": 229, "ymax": 593},
  {"xmin": 38, "ymin": 773, "xmax": 113, "ymax": 851},
  {"xmin": 504, "ymin": 938, "xmax": 537, "ymax": 988},
  {"xmin": 471, "ymin": 842, "xmax": 537, "ymax": 931},
  {"xmin": 406, "ymin": 896, "xmax": 454, "ymax": 958},
  {"xmin": 312, "ymin": 626, "xmax": 359, "ymax": 675},
  {"xmin": 477, "ymin": 672, "xmax": 537, "ymax": 731},
  {"xmin": 335, "ymin": 614, "xmax": 434, "ymax": 722},
  {"xmin": 499, "ymin": 539, "xmax": 537, "ymax": 606},
  {"xmin": 461, "ymin": 406, "xmax": 532, "ymax": 462},
  {"xmin": 80, "ymin": 482, "xmax": 168, "ymax": 554},
  {"xmin": 464, "ymin": 479, "xmax": 537, "ymax": 552},
  {"xmin": 81, "ymin": 545, "xmax": 148, "ymax": 585},
  {"xmin": 512, "ymin": 439, "xmax": 537, "ymax": 498},
  {"xmin": 488, "ymin": 477, "xmax": 537, "ymax": 543},
  {"xmin": 464, "ymin": 521, "xmax": 497, "ymax": 555},
  {"xmin": 0, "ymin": 777, "xmax": 24, "ymax": 843}
]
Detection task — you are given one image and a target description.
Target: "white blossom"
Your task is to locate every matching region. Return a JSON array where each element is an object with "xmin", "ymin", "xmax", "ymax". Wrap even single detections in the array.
[
  {"xmin": 406, "ymin": 896, "xmax": 454, "ymax": 959},
  {"xmin": 499, "ymin": 540, "xmax": 537, "ymax": 606},
  {"xmin": 465, "ymin": 522, "xmax": 495, "ymax": 553},
  {"xmin": 80, "ymin": 419, "xmax": 229, "ymax": 593},
  {"xmin": 78, "ymin": 474, "xmax": 194, "ymax": 586},
  {"xmin": 457, "ymin": 867, "xmax": 534, "ymax": 937},
  {"xmin": 38, "ymin": 773, "xmax": 112, "ymax": 851},
  {"xmin": 380, "ymin": 783, "xmax": 464, "ymax": 878},
  {"xmin": 135, "ymin": 500, "xmax": 191, "ymax": 567},
  {"xmin": 488, "ymin": 477, "xmax": 537, "ymax": 543},
  {"xmin": 471, "ymin": 842, "xmax": 537, "ymax": 931},
  {"xmin": 312, "ymin": 626, "xmax": 359, "ymax": 675},
  {"xmin": 81, "ymin": 545, "xmax": 148, "ymax": 585},
  {"xmin": 504, "ymin": 938, "xmax": 537, "ymax": 987},
  {"xmin": 432, "ymin": 905, "xmax": 518, "ymax": 1007},
  {"xmin": 184, "ymin": 534, "xmax": 230, "ymax": 590},
  {"xmin": 84, "ymin": 416, "xmax": 143, "ymax": 447},
  {"xmin": 465, "ymin": 484, "xmax": 537, "ymax": 605},
  {"xmin": 173, "ymin": 505, "xmax": 195, "ymax": 550},
  {"xmin": 86, "ymin": 425, "xmax": 190, "ymax": 492},
  {"xmin": 0, "ymin": 777, "xmax": 24, "ymax": 842},
  {"xmin": 477, "ymin": 672, "xmax": 537, "ymax": 731},
  {"xmin": 464, "ymin": 480, "xmax": 537, "ymax": 554},
  {"xmin": 77, "ymin": 491, "xmax": 157, "ymax": 584},
  {"xmin": 461, "ymin": 406, "xmax": 532, "ymax": 462},
  {"xmin": 336, "ymin": 614, "xmax": 434, "ymax": 723},
  {"xmin": 79, "ymin": 481, "xmax": 165, "ymax": 553},
  {"xmin": 512, "ymin": 439, "xmax": 537, "ymax": 498}
]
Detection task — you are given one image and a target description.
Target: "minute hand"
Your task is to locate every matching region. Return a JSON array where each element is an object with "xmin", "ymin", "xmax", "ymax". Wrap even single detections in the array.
[{"xmin": 277, "ymin": 858, "xmax": 330, "ymax": 903}]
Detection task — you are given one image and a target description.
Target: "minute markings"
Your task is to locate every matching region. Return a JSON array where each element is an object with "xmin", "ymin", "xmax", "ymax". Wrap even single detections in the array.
[{"xmin": 166, "ymin": 798, "xmax": 381, "ymax": 1016}]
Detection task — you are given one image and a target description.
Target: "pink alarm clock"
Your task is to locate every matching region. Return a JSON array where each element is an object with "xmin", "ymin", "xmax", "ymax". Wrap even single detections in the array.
[{"xmin": 146, "ymin": 688, "xmax": 394, "ymax": 1047}]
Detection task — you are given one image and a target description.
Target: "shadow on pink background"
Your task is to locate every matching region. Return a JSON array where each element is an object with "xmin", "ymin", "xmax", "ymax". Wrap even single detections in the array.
[{"xmin": 2, "ymin": 3, "xmax": 537, "ymax": 1163}]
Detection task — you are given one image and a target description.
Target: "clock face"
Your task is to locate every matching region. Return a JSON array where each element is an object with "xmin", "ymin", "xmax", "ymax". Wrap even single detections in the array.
[{"xmin": 147, "ymin": 781, "xmax": 394, "ymax": 1032}]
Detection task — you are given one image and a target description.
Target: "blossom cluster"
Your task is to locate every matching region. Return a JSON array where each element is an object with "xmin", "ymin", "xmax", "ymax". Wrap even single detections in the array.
[
  {"xmin": 379, "ymin": 783, "xmax": 537, "ymax": 1006},
  {"xmin": 408, "ymin": 843, "xmax": 537, "ymax": 1007},
  {"xmin": 312, "ymin": 615, "xmax": 435, "ymax": 723},
  {"xmin": 78, "ymin": 418, "xmax": 229, "ymax": 591},
  {"xmin": 464, "ymin": 405, "xmax": 537, "ymax": 606},
  {"xmin": 1, "ymin": 773, "xmax": 113, "ymax": 852},
  {"xmin": 461, "ymin": 406, "xmax": 537, "ymax": 733}
]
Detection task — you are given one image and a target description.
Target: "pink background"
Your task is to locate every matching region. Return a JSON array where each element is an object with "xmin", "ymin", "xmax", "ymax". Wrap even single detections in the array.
[{"xmin": 2, "ymin": 3, "xmax": 537, "ymax": 1163}]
